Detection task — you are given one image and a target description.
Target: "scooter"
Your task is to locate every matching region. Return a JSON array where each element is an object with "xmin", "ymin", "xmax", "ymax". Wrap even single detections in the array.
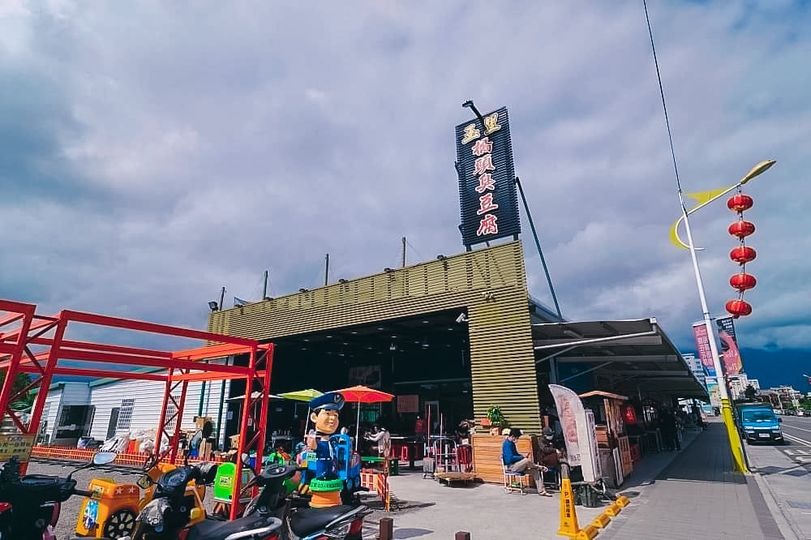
[
  {"xmin": 239, "ymin": 463, "xmax": 368, "ymax": 540},
  {"xmin": 75, "ymin": 451, "xmax": 208, "ymax": 539},
  {"xmin": 124, "ymin": 462, "xmax": 282, "ymax": 540},
  {"xmin": 126, "ymin": 462, "xmax": 367, "ymax": 540},
  {"xmin": 0, "ymin": 451, "xmax": 117, "ymax": 540}
]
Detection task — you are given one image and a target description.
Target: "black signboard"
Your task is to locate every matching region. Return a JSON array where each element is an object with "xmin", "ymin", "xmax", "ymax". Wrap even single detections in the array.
[{"xmin": 455, "ymin": 106, "xmax": 521, "ymax": 249}]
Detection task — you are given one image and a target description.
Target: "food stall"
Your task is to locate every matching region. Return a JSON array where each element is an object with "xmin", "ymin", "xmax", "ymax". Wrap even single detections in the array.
[{"xmin": 578, "ymin": 390, "xmax": 633, "ymax": 488}]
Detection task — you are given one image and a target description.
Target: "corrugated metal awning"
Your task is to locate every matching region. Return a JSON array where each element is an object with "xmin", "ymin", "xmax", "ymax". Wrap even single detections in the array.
[{"xmin": 533, "ymin": 318, "xmax": 708, "ymax": 399}]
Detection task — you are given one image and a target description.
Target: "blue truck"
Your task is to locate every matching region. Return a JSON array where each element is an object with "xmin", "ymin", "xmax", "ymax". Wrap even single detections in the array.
[{"xmin": 737, "ymin": 403, "xmax": 784, "ymax": 444}]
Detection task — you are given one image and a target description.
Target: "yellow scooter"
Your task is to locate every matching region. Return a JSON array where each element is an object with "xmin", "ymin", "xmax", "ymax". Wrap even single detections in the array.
[{"xmin": 74, "ymin": 452, "xmax": 208, "ymax": 539}]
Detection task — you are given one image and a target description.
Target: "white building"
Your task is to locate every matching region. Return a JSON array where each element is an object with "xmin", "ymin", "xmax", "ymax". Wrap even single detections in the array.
[{"xmin": 40, "ymin": 371, "xmax": 230, "ymax": 448}]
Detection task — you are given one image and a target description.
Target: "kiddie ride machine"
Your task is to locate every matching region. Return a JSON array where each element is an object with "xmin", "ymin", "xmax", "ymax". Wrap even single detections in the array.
[
  {"xmin": 299, "ymin": 392, "xmax": 363, "ymax": 507},
  {"xmin": 74, "ymin": 452, "xmax": 209, "ymax": 538}
]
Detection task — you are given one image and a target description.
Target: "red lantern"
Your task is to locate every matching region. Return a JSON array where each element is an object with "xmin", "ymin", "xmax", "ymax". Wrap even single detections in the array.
[
  {"xmin": 728, "ymin": 220, "xmax": 755, "ymax": 239},
  {"xmin": 726, "ymin": 299, "xmax": 752, "ymax": 318},
  {"xmin": 730, "ymin": 246, "xmax": 756, "ymax": 264},
  {"xmin": 621, "ymin": 404, "xmax": 638, "ymax": 425},
  {"xmin": 727, "ymin": 193, "xmax": 753, "ymax": 213},
  {"xmin": 729, "ymin": 272, "xmax": 757, "ymax": 291}
]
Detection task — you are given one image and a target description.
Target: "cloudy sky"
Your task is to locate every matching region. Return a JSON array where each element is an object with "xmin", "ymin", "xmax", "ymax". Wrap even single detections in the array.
[{"xmin": 1, "ymin": 1, "xmax": 808, "ymax": 384}]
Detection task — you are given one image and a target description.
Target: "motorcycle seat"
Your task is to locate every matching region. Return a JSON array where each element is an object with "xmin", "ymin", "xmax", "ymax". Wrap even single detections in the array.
[
  {"xmin": 289, "ymin": 505, "xmax": 356, "ymax": 537},
  {"xmin": 186, "ymin": 515, "xmax": 279, "ymax": 540}
]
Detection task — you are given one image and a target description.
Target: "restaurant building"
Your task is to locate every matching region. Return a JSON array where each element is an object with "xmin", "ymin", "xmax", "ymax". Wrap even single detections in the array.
[{"xmin": 208, "ymin": 240, "xmax": 707, "ymax": 437}]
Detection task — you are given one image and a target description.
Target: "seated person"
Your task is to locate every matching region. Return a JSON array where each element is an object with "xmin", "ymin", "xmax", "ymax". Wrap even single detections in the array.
[
  {"xmin": 539, "ymin": 427, "xmax": 561, "ymax": 488},
  {"xmin": 502, "ymin": 428, "xmax": 551, "ymax": 496}
]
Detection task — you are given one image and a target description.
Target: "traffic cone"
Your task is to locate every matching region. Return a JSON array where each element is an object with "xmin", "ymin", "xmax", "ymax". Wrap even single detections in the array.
[{"xmin": 557, "ymin": 477, "xmax": 580, "ymax": 538}]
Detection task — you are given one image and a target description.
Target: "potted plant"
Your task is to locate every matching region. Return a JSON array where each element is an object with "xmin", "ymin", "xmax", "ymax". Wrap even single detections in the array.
[{"xmin": 484, "ymin": 405, "xmax": 507, "ymax": 435}]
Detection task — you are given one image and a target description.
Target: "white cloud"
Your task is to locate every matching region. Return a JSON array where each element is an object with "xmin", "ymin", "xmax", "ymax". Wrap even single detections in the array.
[{"xmin": 1, "ymin": 0, "xmax": 809, "ymax": 357}]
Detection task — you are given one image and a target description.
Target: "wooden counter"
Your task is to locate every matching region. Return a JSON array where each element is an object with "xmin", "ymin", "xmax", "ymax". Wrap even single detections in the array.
[{"xmin": 471, "ymin": 433, "xmax": 535, "ymax": 485}]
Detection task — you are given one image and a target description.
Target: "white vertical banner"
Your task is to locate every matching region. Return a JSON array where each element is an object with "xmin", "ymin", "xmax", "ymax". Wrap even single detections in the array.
[
  {"xmin": 583, "ymin": 409, "xmax": 601, "ymax": 483},
  {"xmin": 549, "ymin": 384, "xmax": 600, "ymax": 482}
]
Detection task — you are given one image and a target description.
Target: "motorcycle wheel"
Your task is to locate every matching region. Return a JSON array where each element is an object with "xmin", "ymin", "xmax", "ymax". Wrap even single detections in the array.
[{"xmin": 103, "ymin": 509, "xmax": 137, "ymax": 538}]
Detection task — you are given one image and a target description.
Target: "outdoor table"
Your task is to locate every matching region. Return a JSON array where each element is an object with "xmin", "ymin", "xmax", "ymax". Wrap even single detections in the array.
[{"xmin": 361, "ymin": 455, "xmax": 386, "ymax": 470}]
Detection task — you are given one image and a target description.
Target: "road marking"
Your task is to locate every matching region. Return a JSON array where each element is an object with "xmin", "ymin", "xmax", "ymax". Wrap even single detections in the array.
[
  {"xmin": 782, "ymin": 423, "xmax": 811, "ymax": 434},
  {"xmin": 783, "ymin": 433, "xmax": 811, "ymax": 447}
]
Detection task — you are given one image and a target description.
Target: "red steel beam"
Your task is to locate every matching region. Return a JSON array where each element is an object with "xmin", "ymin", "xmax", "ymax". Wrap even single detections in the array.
[
  {"xmin": 0, "ymin": 316, "xmax": 58, "ymax": 342},
  {"xmin": 0, "ymin": 301, "xmax": 35, "ymax": 435},
  {"xmin": 170, "ymin": 371, "xmax": 253, "ymax": 383},
  {"xmin": 61, "ymin": 310, "xmax": 257, "ymax": 346},
  {"xmin": 23, "ymin": 337, "xmax": 173, "ymax": 359},
  {"xmin": 0, "ymin": 312, "xmax": 24, "ymax": 328},
  {"xmin": 55, "ymin": 348, "xmax": 252, "ymax": 375},
  {"xmin": 171, "ymin": 342, "xmax": 264, "ymax": 361},
  {"xmin": 17, "ymin": 365, "xmax": 166, "ymax": 381}
]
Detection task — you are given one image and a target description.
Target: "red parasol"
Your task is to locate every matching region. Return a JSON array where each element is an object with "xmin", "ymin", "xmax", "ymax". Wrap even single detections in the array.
[{"xmin": 336, "ymin": 385, "xmax": 394, "ymax": 450}]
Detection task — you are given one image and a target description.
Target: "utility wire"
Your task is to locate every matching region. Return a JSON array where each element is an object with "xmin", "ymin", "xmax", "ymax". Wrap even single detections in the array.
[
  {"xmin": 405, "ymin": 239, "xmax": 425, "ymax": 262},
  {"xmin": 642, "ymin": 0, "xmax": 685, "ymax": 201}
]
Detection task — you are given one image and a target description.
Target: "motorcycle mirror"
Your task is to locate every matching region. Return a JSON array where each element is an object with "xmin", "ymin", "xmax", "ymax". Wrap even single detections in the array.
[{"xmin": 92, "ymin": 452, "xmax": 118, "ymax": 466}]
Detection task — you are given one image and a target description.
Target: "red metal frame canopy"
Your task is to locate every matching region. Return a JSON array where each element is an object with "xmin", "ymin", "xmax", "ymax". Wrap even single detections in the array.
[{"xmin": 0, "ymin": 299, "xmax": 273, "ymax": 519}]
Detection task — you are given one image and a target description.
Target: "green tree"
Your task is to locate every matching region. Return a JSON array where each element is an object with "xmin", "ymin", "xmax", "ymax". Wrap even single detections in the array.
[{"xmin": 0, "ymin": 371, "xmax": 34, "ymax": 410}]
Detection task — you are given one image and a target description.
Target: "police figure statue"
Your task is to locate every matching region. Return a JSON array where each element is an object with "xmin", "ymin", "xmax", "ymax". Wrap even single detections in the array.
[
  {"xmin": 307, "ymin": 391, "xmax": 344, "ymax": 479},
  {"xmin": 301, "ymin": 392, "xmax": 348, "ymax": 507}
]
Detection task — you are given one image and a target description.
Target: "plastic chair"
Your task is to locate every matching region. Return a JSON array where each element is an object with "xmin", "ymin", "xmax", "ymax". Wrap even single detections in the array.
[
  {"xmin": 502, "ymin": 459, "xmax": 529, "ymax": 494},
  {"xmin": 542, "ymin": 467, "xmax": 561, "ymax": 491}
]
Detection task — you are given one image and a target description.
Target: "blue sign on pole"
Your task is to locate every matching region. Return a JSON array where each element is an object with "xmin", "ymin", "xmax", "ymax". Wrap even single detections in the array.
[{"xmin": 455, "ymin": 107, "xmax": 521, "ymax": 249}]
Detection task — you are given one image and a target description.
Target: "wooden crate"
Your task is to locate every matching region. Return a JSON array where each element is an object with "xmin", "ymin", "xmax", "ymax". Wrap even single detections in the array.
[
  {"xmin": 618, "ymin": 435, "xmax": 633, "ymax": 477},
  {"xmin": 472, "ymin": 433, "xmax": 535, "ymax": 485}
]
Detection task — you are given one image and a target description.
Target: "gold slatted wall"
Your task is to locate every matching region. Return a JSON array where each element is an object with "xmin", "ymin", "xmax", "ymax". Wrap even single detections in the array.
[{"xmin": 208, "ymin": 241, "xmax": 542, "ymax": 432}]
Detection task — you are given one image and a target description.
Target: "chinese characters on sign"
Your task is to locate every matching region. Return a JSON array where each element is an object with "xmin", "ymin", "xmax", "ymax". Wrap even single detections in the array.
[
  {"xmin": 455, "ymin": 107, "xmax": 521, "ymax": 248},
  {"xmin": 692, "ymin": 322, "xmax": 716, "ymax": 377},
  {"xmin": 0, "ymin": 434, "xmax": 36, "ymax": 463}
]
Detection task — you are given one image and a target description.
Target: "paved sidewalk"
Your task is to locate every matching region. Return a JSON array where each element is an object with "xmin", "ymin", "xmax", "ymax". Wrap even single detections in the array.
[{"xmin": 601, "ymin": 421, "xmax": 784, "ymax": 540}]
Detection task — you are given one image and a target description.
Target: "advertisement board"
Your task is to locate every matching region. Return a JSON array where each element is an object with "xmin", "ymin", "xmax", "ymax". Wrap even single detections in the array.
[
  {"xmin": 692, "ymin": 322, "xmax": 716, "ymax": 377},
  {"xmin": 0, "ymin": 434, "xmax": 36, "ymax": 463},
  {"xmin": 706, "ymin": 378, "xmax": 721, "ymax": 407},
  {"xmin": 549, "ymin": 384, "xmax": 600, "ymax": 482},
  {"xmin": 455, "ymin": 106, "xmax": 521, "ymax": 248}
]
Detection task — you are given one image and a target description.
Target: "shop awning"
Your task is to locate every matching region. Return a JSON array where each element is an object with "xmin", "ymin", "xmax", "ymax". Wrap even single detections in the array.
[{"xmin": 533, "ymin": 318, "xmax": 708, "ymax": 400}]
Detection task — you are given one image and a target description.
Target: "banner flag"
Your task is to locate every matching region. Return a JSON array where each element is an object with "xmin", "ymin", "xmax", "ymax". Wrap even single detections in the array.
[
  {"xmin": 716, "ymin": 317, "xmax": 742, "ymax": 375},
  {"xmin": 692, "ymin": 322, "xmax": 716, "ymax": 377}
]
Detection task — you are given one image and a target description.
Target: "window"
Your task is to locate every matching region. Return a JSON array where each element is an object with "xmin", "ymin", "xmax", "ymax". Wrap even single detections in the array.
[
  {"xmin": 164, "ymin": 402, "xmax": 178, "ymax": 429},
  {"xmin": 117, "ymin": 399, "xmax": 135, "ymax": 431}
]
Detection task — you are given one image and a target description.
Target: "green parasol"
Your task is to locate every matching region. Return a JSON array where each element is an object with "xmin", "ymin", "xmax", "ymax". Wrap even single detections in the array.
[{"xmin": 278, "ymin": 389, "xmax": 324, "ymax": 436}]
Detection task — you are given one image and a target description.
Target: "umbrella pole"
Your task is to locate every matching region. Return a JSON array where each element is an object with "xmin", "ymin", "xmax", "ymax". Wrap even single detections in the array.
[{"xmin": 355, "ymin": 404, "xmax": 361, "ymax": 452}]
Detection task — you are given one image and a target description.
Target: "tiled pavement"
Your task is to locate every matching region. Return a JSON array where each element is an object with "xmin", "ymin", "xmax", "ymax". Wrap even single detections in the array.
[{"xmin": 600, "ymin": 421, "xmax": 784, "ymax": 540}]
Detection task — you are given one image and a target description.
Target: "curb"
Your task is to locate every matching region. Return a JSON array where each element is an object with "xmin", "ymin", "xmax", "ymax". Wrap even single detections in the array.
[{"xmin": 750, "ymin": 470, "xmax": 801, "ymax": 540}]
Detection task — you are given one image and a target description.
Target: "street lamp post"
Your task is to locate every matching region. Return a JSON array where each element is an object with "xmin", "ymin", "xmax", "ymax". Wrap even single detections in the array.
[{"xmin": 675, "ymin": 160, "xmax": 775, "ymax": 474}]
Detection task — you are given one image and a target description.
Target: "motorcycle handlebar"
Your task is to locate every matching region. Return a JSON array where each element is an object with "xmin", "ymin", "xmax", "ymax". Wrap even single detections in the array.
[{"xmin": 73, "ymin": 489, "xmax": 93, "ymax": 498}]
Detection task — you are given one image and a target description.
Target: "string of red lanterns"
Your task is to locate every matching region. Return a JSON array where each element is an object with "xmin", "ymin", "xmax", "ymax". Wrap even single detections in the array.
[{"xmin": 726, "ymin": 193, "xmax": 756, "ymax": 317}]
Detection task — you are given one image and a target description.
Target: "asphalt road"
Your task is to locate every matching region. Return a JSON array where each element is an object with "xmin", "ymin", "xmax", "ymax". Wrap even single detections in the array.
[
  {"xmin": 780, "ymin": 415, "xmax": 811, "ymax": 449},
  {"xmin": 746, "ymin": 415, "xmax": 811, "ymax": 540}
]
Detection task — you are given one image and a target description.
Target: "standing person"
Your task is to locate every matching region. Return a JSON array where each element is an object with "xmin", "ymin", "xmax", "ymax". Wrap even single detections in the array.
[
  {"xmin": 659, "ymin": 409, "xmax": 679, "ymax": 451},
  {"xmin": 365, "ymin": 425, "xmax": 391, "ymax": 458},
  {"xmin": 502, "ymin": 428, "xmax": 551, "ymax": 496}
]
